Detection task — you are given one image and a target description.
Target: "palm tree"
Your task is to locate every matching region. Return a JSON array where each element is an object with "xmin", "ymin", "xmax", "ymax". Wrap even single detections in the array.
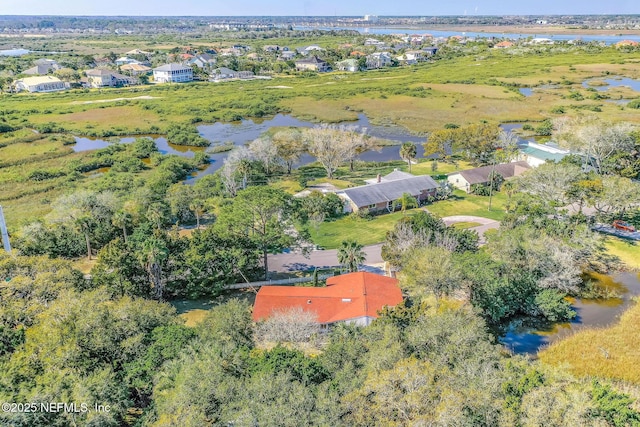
[
  {"xmin": 112, "ymin": 210, "xmax": 131, "ymax": 242},
  {"xmin": 337, "ymin": 240, "xmax": 366, "ymax": 273},
  {"xmin": 75, "ymin": 215, "xmax": 94, "ymax": 260},
  {"xmin": 137, "ymin": 237, "xmax": 169, "ymax": 300},
  {"xmin": 395, "ymin": 192, "xmax": 418, "ymax": 214},
  {"xmin": 189, "ymin": 200, "xmax": 206, "ymax": 229},
  {"xmin": 400, "ymin": 142, "xmax": 417, "ymax": 172},
  {"xmin": 146, "ymin": 203, "xmax": 168, "ymax": 230}
]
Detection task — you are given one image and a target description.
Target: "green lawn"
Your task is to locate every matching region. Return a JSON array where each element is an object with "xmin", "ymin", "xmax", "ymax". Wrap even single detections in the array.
[
  {"xmin": 426, "ymin": 190, "xmax": 508, "ymax": 221},
  {"xmin": 309, "ymin": 210, "xmax": 412, "ymax": 249},
  {"xmin": 451, "ymin": 221, "xmax": 482, "ymax": 229},
  {"xmin": 309, "ymin": 190, "xmax": 507, "ymax": 248},
  {"xmin": 410, "ymin": 160, "xmax": 474, "ymax": 176},
  {"xmin": 604, "ymin": 237, "xmax": 640, "ymax": 270}
]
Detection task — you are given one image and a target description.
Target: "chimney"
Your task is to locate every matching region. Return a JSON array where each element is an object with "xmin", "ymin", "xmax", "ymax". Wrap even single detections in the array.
[{"xmin": 377, "ymin": 174, "xmax": 381, "ymax": 183}]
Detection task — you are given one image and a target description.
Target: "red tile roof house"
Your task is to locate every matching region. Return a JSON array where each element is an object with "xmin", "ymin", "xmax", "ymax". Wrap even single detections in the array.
[{"xmin": 252, "ymin": 272, "xmax": 403, "ymax": 327}]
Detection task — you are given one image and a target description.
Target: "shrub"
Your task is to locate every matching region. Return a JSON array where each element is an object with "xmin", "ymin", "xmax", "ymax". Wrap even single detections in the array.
[
  {"xmin": 166, "ymin": 123, "xmax": 209, "ymax": 147},
  {"xmin": 627, "ymin": 98, "xmax": 640, "ymax": 109},
  {"xmin": 534, "ymin": 290, "xmax": 576, "ymax": 322}
]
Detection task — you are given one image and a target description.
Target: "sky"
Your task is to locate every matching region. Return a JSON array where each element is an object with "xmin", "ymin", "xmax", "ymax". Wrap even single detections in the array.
[{"xmin": 1, "ymin": 0, "xmax": 638, "ymax": 16}]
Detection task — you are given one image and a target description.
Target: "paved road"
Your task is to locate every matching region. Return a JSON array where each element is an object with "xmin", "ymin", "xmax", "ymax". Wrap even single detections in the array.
[
  {"xmin": 268, "ymin": 215, "xmax": 501, "ymax": 273},
  {"xmin": 592, "ymin": 224, "xmax": 640, "ymax": 241},
  {"xmin": 268, "ymin": 243, "xmax": 384, "ymax": 273},
  {"xmin": 441, "ymin": 215, "xmax": 500, "ymax": 244}
]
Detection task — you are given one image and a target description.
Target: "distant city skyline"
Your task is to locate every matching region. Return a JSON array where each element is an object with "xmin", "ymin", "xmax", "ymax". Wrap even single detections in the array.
[{"xmin": 1, "ymin": 0, "xmax": 638, "ymax": 17}]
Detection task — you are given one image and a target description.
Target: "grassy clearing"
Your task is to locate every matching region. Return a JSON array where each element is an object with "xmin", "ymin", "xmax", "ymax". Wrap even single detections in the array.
[
  {"xmin": 539, "ymin": 299, "xmax": 640, "ymax": 384},
  {"xmin": 410, "ymin": 160, "xmax": 474, "ymax": 175},
  {"xmin": 72, "ymin": 258, "xmax": 97, "ymax": 275},
  {"xmin": 310, "ymin": 191, "xmax": 507, "ymax": 248},
  {"xmin": 270, "ymin": 179, "xmax": 304, "ymax": 194},
  {"xmin": 309, "ymin": 210, "xmax": 419, "ymax": 249},
  {"xmin": 451, "ymin": 221, "xmax": 482, "ymax": 229},
  {"xmin": 426, "ymin": 190, "xmax": 508, "ymax": 221},
  {"xmin": 171, "ymin": 290, "xmax": 258, "ymax": 327},
  {"xmin": 605, "ymin": 237, "xmax": 640, "ymax": 270},
  {"xmin": 414, "ymin": 83, "xmax": 518, "ymax": 99},
  {"xmin": 28, "ymin": 105, "xmax": 162, "ymax": 134}
]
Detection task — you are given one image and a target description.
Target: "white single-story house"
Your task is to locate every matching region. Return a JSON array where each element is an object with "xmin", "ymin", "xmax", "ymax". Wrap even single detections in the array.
[
  {"xmin": 447, "ymin": 161, "xmax": 531, "ymax": 193},
  {"xmin": 518, "ymin": 141, "xmax": 570, "ymax": 167},
  {"xmin": 153, "ymin": 63, "xmax": 193, "ymax": 83},
  {"xmin": 210, "ymin": 67, "xmax": 254, "ymax": 80},
  {"xmin": 14, "ymin": 76, "xmax": 66, "ymax": 93}
]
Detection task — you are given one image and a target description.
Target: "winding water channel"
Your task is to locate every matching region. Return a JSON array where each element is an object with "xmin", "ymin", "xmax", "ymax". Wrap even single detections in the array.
[
  {"xmin": 501, "ymin": 272, "xmax": 640, "ymax": 355},
  {"xmin": 73, "ymin": 113, "xmax": 427, "ymax": 182}
]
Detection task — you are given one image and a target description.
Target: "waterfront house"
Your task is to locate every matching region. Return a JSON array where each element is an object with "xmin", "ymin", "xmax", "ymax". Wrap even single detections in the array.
[{"xmin": 153, "ymin": 63, "xmax": 193, "ymax": 83}]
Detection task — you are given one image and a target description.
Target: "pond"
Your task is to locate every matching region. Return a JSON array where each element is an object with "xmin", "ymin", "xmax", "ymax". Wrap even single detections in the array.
[
  {"xmin": 72, "ymin": 113, "xmax": 428, "ymax": 183},
  {"xmin": 73, "ymin": 135, "xmax": 206, "ymax": 158},
  {"xmin": 582, "ymin": 77, "xmax": 640, "ymax": 92},
  {"xmin": 500, "ymin": 271, "xmax": 640, "ymax": 356},
  {"xmin": 519, "ymin": 88, "xmax": 533, "ymax": 97}
]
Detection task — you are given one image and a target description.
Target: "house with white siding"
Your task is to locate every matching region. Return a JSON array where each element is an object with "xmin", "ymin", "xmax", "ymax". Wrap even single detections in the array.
[
  {"xmin": 295, "ymin": 56, "xmax": 330, "ymax": 72},
  {"xmin": 365, "ymin": 52, "xmax": 393, "ymax": 69},
  {"xmin": 14, "ymin": 76, "xmax": 66, "ymax": 93},
  {"xmin": 153, "ymin": 63, "xmax": 193, "ymax": 83},
  {"xmin": 447, "ymin": 161, "xmax": 531, "ymax": 193},
  {"xmin": 85, "ymin": 69, "xmax": 137, "ymax": 88}
]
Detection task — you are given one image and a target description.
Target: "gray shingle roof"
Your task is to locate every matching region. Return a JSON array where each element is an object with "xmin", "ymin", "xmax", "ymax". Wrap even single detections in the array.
[
  {"xmin": 342, "ymin": 175, "xmax": 438, "ymax": 207},
  {"xmin": 382, "ymin": 170, "xmax": 415, "ymax": 181},
  {"xmin": 86, "ymin": 69, "xmax": 115, "ymax": 76},
  {"xmin": 295, "ymin": 55, "xmax": 327, "ymax": 65},
  {"xmin": 154, "ymin": 63, "xmax": 192, "ymax": 72},
  {"xmin": 453, "ymin": 161, "xmax": 531, "ymax": 185}
]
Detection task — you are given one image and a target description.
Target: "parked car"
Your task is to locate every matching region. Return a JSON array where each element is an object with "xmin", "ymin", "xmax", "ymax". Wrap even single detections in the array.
[{"xmin": 612, "ymin": 220, "xmax": 636, "ymax": 232}]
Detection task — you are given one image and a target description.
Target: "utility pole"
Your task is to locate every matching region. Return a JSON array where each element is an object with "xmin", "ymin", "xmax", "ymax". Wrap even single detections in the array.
[
  {"xmin": 0, "ymin": 205, "xmax": 11, "ymax": 254},
  {"xmin": 488, "ymin": 159, "xmax": 496, "ymax": 211}
]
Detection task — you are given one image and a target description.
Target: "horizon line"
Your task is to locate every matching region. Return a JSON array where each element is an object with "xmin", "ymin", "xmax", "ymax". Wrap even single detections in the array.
[{"xmin": 2, "ymin": 13, "xmax": 639, "ymax": 18}]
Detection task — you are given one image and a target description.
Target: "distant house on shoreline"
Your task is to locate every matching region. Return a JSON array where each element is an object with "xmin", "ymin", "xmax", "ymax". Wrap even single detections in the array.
[
  {"xmin": 14, "ymin": 76, "xmax": 66, "ymax": 93},
  {"xmin": 494, "ymin": 41, "xmax": 515, "ymax": 49},
  {"xmin": 85, "ymin": 69, "xmax": 137, "ymax": 88},
  {"xmin": 153, "ymin": 63, "xmax": 193, "ymax": 83},
  {"xmin": 295, "ymin": 56, "xmax": 330, "ymax": 72},
  {"xmin": 23, "ymin": 59, "xmax": 61, "ymax": 75}
]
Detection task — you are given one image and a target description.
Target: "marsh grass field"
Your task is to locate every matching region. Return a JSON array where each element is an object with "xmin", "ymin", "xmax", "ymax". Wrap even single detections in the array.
[{"xmin": 539, "ymin": 293, "xmax": 640, "ymax": 384}]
